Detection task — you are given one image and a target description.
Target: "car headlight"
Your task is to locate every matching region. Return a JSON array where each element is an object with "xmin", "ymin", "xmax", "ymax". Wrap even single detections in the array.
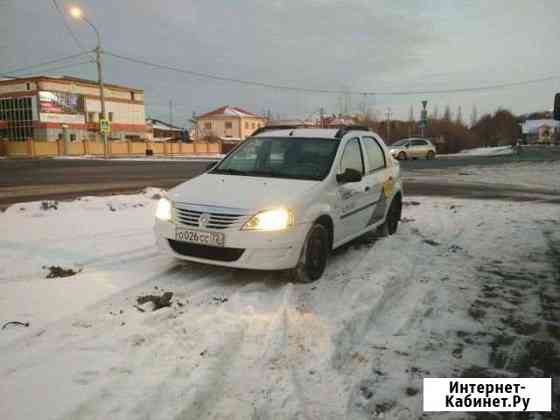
[
  {"xmin": 155, "ymin": 198, "xmax": 172, "ymax": 221},
  {"xmin": 242, "ymin": 208, "xmax": 294, "ymax": 231}
]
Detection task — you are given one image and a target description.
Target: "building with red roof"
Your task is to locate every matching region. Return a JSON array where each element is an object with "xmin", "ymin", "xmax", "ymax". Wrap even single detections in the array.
[{"xmin": 194, "ymin": 105, "xmax": 267, "ymax": 141}]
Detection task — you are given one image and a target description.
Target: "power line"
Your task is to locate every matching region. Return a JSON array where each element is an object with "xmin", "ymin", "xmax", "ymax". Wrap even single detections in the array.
[
  {"xmin": 1, "ymin": 52, "xmax": 92, "ymax": 77},
  {"xmin": 6, "ymin": 59, "xmax": 95, "ymax": 77},
  {"xmin": 104, "ymin": 50, "xmax": 560, "ymax": 97},
  {"xmin": 104, "ymin": 50, "xmax": 348, "ymax": 94}
]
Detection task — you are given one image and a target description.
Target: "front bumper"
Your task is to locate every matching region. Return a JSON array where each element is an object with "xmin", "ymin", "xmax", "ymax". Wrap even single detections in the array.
[{"xmin": 154, "ymin": 219, "xmax": 309, "ymax": 270}]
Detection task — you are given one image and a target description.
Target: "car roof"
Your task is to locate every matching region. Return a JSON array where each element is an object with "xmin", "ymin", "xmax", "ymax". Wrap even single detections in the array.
[{"xmin": 252, "ymin": 126, "xmax": 374, "ymax": 139}]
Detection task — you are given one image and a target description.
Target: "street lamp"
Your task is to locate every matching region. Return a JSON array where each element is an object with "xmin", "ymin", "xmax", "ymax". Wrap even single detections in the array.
[{"xmin": 70, "ymin": 6, "xmax": 108, "ymax": 158}]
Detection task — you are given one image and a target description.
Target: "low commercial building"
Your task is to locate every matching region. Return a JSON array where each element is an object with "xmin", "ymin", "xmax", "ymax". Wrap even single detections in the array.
[
  {"xmin": 194, "ymin": 105, "xmax": 266, "ymax": 141},
  {"xmin": 0, "ymin": 75, "xmax": 146, "ymax": 142}
]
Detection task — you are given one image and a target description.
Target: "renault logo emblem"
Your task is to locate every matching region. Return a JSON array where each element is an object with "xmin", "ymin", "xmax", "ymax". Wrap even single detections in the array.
[{"xmin": 199, "ymin": 213, "xmax": 210, "ymax": 228}]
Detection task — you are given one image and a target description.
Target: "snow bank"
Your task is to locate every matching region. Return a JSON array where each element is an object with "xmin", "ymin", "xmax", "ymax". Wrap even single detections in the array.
[
  {"xmin": 1, "ymin": 192, "xmax": 559, "ymax": 419},
  {"xmin": 54, "ymin": 155, "xmax": 224, "ymax": 162},
  {"xmin": 447, "ymin": 161, "xmax": 560, "ymax": 191},
  {"xmin": 443, "ymin": 146, "xmax": 514, "ymax": 157}
]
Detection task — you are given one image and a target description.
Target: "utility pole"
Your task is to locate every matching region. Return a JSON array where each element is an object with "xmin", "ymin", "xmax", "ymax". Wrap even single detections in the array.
[
  {"xmin": 71, "ymin": 7, "xmax": 108, "ymax": 158},
  {"xmin": 385, "ymin": 107, "xmax": 392, "ymax": 142},
  {"xmin": 169, "ymin": 100, "xmax": 174, "ymax": 125},
  {"xmin": 94, "ymin": 37, "xmax": 107, "ymax": 157},
  {"xmin": 420, "ymin": 100, "xmax": 428, "ymax": 138}
]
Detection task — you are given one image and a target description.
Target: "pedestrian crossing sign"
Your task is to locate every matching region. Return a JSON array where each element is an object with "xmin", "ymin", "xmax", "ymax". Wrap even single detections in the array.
[{"xmin": 99, "ymin": 119, "xmax": 110, "ymax": 134}]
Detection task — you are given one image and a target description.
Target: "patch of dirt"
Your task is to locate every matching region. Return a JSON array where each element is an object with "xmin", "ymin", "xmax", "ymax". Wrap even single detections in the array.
[
  {"xmin": 502, "ymin": 316, "xmax": 541, "ymax": 336},
  {"xmin": 40, "ymin": 201, "xmax": 58, "ymax": 211},
  {"xmin": 402, "ymin": 201, "xmax": 421, "ymax": 207},
  {"xmin": 43, "ymin": 265, "xmax": 81, "ymax": 278},
  {"xmin": 211, "ymin": 296, "xmax": 228, "ymax": 305},
  {"xmin": 405, "ymin": 387, "xmax": 419, "ymax": 396},
  {"xmin": 136, "ymin": 291, "xmax": 173, "ymax": 311}
]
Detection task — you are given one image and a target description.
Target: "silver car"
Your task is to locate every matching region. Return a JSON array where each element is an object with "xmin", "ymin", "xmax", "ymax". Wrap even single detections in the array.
[{"xmin": 389, "ymin": 138, "xmax": 437, "ymax": 160}]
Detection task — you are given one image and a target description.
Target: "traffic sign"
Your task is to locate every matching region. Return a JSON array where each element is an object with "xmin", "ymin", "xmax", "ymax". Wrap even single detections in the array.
[{"xmin": 99, "ymin": 119, "xmax": 111, "ymax": 134}]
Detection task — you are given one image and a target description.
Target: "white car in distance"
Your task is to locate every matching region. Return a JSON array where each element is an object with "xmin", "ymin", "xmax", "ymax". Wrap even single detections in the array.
[
  {"xmin": 390, "ymin": 138, "xmax": 437, "ymax": 160},
  {"xmin": 154, "ymin": 126, "xmax": 403, "ymax": 282}
]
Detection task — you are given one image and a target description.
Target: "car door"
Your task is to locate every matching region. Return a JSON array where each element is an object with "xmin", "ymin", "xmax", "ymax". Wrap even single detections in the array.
[
  {"xmin": 361, "ymin": 136, "xmax": 390, "ymax": 226},
  {"xmin": 411, "ymin": 139, "xmax": 427, "ymax": 158},
  {"xmin": 335, "ymin": 137, "xmax": 369, "ymax": 242}
]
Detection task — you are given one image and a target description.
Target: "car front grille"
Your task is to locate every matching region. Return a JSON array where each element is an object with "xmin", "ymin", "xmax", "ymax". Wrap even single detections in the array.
[
  {"xmin": 168, "ymin": 240, "xmax": 245, "ymax": 262},
  {"xmin": 174, "ymin": 204, "xmax": 248, "ymax": 230}
]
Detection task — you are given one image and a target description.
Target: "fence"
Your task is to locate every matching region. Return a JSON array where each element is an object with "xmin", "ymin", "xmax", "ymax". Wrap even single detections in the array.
[{"xmin": 0, "ymin": 140, "xmax": 222, "ymax": 158}]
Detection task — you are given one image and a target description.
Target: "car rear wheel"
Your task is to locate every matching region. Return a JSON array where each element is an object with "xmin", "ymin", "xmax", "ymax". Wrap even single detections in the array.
[
  {"xmin": 426, "ymin": 150, "xmax": 435, "ymax": 160},
  {"xmin": 397, "ymin": 151, "xmax": 407, "ymax": 160},
  {"xmin": 290, "ymin": 224, "xmax": 329, "ymax": 283}
]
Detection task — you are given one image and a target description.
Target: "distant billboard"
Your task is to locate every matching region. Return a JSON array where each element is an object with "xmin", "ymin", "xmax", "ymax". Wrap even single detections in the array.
[{"xmin": 39, "ymin": 91, "xmax": 83, "ymax": 114}]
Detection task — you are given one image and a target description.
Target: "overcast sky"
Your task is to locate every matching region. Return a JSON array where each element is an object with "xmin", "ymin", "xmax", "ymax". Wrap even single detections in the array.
[{"xmin": 2, "ymin": 0, "xmax": 559, "ymax": 126}]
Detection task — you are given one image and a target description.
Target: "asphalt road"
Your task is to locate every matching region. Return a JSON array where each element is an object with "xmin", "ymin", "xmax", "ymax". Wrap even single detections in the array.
[{"xmin": 1, "ymin": 149, "xmax": 559, "ymax": 209}]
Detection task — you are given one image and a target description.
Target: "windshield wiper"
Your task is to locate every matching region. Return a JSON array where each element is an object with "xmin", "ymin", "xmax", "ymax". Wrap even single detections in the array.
[{"xmin": 211, "ymin": 168, "xmax": 248, "ymax": 175}]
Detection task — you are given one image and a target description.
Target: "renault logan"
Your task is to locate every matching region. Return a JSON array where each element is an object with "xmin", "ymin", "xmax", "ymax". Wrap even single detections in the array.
[{"xmin": 154, "ymin": 126, "xmax": 403, "ymax": 282}]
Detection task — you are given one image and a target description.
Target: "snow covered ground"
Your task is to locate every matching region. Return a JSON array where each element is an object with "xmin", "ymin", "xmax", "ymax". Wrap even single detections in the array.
[
  {"xmin": 443, "ymin": 146, "xmax": 514, "ymax": 158},
  {"xmin": 1, "ymin": 185, "xmax": 559, "ymax": 419},
  {"xmin": 405, "ymin": 160, "xmax": 560, "ymax": 192}
]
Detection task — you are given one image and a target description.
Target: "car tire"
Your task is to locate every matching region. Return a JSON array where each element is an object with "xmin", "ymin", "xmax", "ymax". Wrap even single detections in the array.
[
  {"xmin": 426, "ymin": 151, "xmax": 435, "ymax": 160},
  {"xmin": 290, "ymin": 224, "xmax": 329, "ymax": 283},
  {"xmin": 397, "ymin": 151, "xmax": 407, "ymax": 160},
  {"xmin": 377, "ymin": 196, "xmax": 401, "ymax": 237}
]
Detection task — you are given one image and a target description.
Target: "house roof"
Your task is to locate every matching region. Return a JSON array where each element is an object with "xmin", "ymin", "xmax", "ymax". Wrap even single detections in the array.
[
  {"xmin": 146, "ymin": 118, "xmax": 183, "ymax": 131},
  {"xmin": 521, "ymin": 119, "xmax": 560, "ymax": 134},
  {"xmin": 198, "ymin": 105, "xmax": 261, "ymax": 119},
  {"xmin": 0, "ymin": 75, "xmax": 144, "ymax": 93}
]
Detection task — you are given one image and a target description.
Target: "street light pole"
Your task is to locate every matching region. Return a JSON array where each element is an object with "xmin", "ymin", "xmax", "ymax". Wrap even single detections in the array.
[{"xmin": 70, "ymin": 8, "xmax": 108, "ymax": 158}]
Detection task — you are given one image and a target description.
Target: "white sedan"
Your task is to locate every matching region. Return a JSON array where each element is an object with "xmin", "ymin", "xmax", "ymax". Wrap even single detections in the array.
[
  {"xmin": 154, "ymin": 126, "xmax": 403, "ymax": 282},
  {"xmin": 390, "ymin": 138, "xmax": 437, "ymax": 160}
]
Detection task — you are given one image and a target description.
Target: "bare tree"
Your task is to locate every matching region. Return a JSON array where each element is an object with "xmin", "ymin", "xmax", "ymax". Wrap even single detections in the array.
[
  {"xmin": 470, "ymin": 105, "xmax": 478, "ymax": 127},
  {"xmin": 443, "ymin": 105, "xmax": 452, "ymax": 121},
  {"xmin": 431, "ymin": 105, "xmax": 439, "ymax": 119},
  {"xmin": 456, "ymin": 106, "xmax": 463, "ymax": 125}
]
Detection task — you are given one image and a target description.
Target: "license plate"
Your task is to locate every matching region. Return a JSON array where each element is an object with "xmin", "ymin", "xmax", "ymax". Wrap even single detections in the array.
[{"xmin": 175, "ymin": 228, "xmax": 225, "ymax": 247}]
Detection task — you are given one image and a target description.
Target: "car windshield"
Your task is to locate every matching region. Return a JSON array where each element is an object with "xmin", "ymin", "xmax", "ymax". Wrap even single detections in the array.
[
  {"xmin": 211, "ymin": 137, "xmax": 339, "ymax": 181},
  {"xmin": 392, "ymin": 139, "xmax": 409, "ymax": 146}
]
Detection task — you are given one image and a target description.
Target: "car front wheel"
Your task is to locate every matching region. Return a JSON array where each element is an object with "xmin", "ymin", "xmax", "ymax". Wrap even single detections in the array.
[
  {"xmin": 397, "ymin": 151, "xmax": 407, "ymax": 160},
  {"xmin": 290, "ymin": 224, "xmax": 329, "ymax": 283},
  {"xmin": 377, "ymin": 196, "xmax": 401, "ymax": 237}
]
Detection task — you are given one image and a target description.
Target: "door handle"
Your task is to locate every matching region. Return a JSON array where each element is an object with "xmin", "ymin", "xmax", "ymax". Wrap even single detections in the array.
[{"xmin": 365, "ymin": 186, "xmax": 371, "ymax": 192}]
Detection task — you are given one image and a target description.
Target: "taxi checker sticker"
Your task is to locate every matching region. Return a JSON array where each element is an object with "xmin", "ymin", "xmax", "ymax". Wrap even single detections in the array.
[{"xmin": 383, "ymin": 177, "xmax": 394, "ymax": 199}]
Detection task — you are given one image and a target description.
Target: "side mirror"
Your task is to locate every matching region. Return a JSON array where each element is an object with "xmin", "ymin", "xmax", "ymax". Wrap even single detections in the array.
[
  {"xmin": 405, "ymin": 143, "xmax": 411, "ymax": 148},
  {"xmin": 337, "ymin": 168, "xmax": 362, "ymax": 184},
  {"xmin": 554, "ymin": 93, "xmax": 560, "ymax": 121}
]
